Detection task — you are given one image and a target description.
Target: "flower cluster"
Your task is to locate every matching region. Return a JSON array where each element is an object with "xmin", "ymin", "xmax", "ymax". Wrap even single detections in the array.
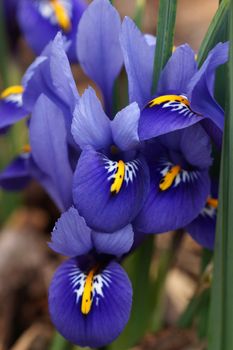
[{"xmin": 0, "ymin": 0, "xmax": 229, "ymax": 347}]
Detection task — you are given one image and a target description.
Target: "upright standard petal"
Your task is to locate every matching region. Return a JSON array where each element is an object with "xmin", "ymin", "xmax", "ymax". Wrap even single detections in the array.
[
  {"xmin": 23, "ymin": 33, "xmax": 79, "ymax": 127},
  {"xmin": 72, "ymin": 87, "xmax": 112, "ymax": 150},
  {"xmin": 49, "ymin": 207, "xmax": 92, "ymax": 257},
  {"xmin": 111, "ymin": 102, "xmax": 140, "ymax": 151},
  {"xmin": 49, "ymin": 258, "xmax": 132, "ymax": 348},
  {"xmin": 92, "ymin": 224, "xmax": 134, "ymax": 257},
  {"xmin": 0, "ymin": 154, "xmax": 31, "ymax": 191},
  {"xmin": 0, "ymin": 86, "xmax": 28, "ymax": 129},
  {"xmin": 157, "ymin": 44, "xmax": 197, "ymax": 95},
  {"xmin": 73, "ymin": 147, "xmax": 150, "ymax": 232},
  {"xmin": 77, "ymin": 0, "xmax": 123, "ymax": 114},
  {"xmin": 120, "ymin": 17, "xmax": 155, "ymax": 108},
  {"xmin": 29, "ymin": 95, "xmax": 73, "ymax": 211},
  {"xmin": 188, "ymin": 42, "xmax": 229, "ymax": 131}
]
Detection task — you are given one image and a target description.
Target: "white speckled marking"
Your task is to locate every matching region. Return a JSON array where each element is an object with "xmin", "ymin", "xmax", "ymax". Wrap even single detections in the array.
[
  {"xmin": 104, "ymin": 157, "xmax": 140, "ymax": 187},
  {"xmin": 69, "ymin": 266, "xmax": 111, "ymax": 307},
  {"xmin": 37, "ymin": 0, "xmax": 72, "ymax": 25}
]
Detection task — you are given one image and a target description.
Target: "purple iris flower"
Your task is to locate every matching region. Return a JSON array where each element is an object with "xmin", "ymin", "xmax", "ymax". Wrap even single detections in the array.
[
  {"xmin": 49, "ymin": 207, "xmax": 133, "ymax": 347},
  {"xmin": 120, "ymin": 17, "xmax": 229, "ymax": 148},
  {"xmin": 16, "ymin": 0, "xmax": 87, "ymax": 62},
  {"xmin": 116, "ymin": 16, "xmax": 228, "ymax": 234},
  {"xmin": 71, "ymin": 87, "xmax": 150, "ymax": 233}
]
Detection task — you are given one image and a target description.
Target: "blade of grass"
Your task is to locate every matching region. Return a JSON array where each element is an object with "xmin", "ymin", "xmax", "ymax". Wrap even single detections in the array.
[
  {"xmin": 152, "ymin": 0, "xmax": 177, "ymax": 93},
  {"xmin": 197, "ymin": 0, "xmax": 229, "ymax": 67},
  {"xmin": 0, "ymin": 1, "xmax": 9, "ymax": 87},
  {"xmin": 208, "ymin": 5, "xmax": 233, "ymax": 350},
  {"xmin": 134, "ymin": 0, "xmax": 146, "ymax": 29}
]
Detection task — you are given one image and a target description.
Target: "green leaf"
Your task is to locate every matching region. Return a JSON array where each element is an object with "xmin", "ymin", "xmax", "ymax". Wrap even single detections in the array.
[
  {"xmin": 197, "ymin": 0, "xmax": 229, "ymax": 67},
  {"xmin": 179, "ymin": 289, "xmax": 210, "ymax": 331},
  {"xmin": 208, "ymin": 6, "xmax": 233, "ymax": 350},
  {"xmin": 134, "ymin": 0, "xmax": 146, "ymax": 29},
  {"xmin": 0, "ymin": 0, "xmax": 9, "ymax": 87},
  {"xmin": 152, "ymin": 0, "xmax": 177, "ymax": 93}
]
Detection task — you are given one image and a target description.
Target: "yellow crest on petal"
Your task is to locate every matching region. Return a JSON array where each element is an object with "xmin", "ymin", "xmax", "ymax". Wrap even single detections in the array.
[
  {"xmin": 50, "ymin": 0, "xmax": 71, "ymax": 32},
  {"xmin": 148, "ymin": 95, "xmax": 190, "ymax": 108},
  {"xmin": 110, "ymin": 160, "xmax": 125, "ymax": 195},
  {"xmin": 1, "ymin": 85, "xmax": 24, "ymax": 99},
  {"xmin": 81, "ymin": 266, "xmax": 99, "ymax": 315},
  {"xmin": 159, "ymin": 165, "xmax": 181, "ymax": 191}
]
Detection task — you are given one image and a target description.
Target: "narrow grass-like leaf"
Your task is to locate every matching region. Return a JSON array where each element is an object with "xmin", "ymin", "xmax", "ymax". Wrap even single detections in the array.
[
  {"xmin": 0, "ymin": 1, "xmax": 9, "ymax": 87},
  {"xmin": 134, "ymin": 0, "xmax": 146, "ymax": 29},
  {"xmin": 208, "ymin": 5, "xmax": 233, "ymax": 350},
  {"xmin": 152, "ymin": 0, "xmax": 177, "ymax": 93},
  {"xmin": 197, "ymin": 0, "xmax": 229, "ymax": 67}
]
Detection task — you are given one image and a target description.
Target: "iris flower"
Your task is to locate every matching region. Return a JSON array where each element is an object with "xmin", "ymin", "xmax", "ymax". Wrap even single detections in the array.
[
  {"xmin": 71, "ymin": 86, "xmax": 150, "ymax": 232},
  {"xmin": 49, "ymin": 207, "xmax": 133, "ymax": 347},
  {"xmin": 120, "ymin": 17, "xmax": 229, "ymax": 148},
  {"xmin": 5, "ymin": 0, "xmax": 87, "ymax": 62},
  {"xmin": 118, "ymin": 16, "xmax": 228, "ymax": 234}
]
